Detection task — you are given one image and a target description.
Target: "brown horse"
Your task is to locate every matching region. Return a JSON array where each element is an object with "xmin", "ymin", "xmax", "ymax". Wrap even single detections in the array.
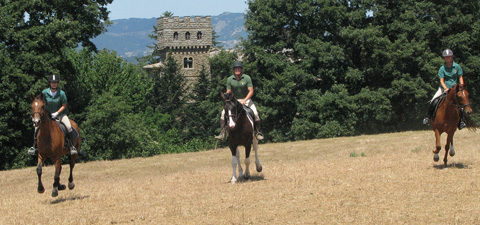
[
  {"xmin": 221, "ymin": 92, "xmax": 262, "ymax": 183},
  {"xmin": 431, "ymin": 84, "xmax": 472, "ymax": 167},
  {"xmin": 31, "ymin": 93, "xmax": 81, "ymax": 197}
]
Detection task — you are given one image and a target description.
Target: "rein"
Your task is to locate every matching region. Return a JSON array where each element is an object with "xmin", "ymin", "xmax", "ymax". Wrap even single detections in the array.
[{"xmin": 446, "ymin": 87, "xmax": 471, "ymax": 109}]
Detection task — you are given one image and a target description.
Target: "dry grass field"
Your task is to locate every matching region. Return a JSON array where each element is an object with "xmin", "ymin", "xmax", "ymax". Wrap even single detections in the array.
[{"xmin": 1, "ymin": 130, "xmax": 480, "ymax": 224}]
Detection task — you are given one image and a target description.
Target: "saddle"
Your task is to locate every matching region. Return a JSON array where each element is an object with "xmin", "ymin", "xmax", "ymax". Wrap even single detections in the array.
[
  {"xmin": 55, "ymin": 119, "xmax": 79, "ymax": 142},
  {"xmin": 428, "ymin": 93, "xmax": 447, "ymax": 120},
  {"xmin": 243, "ymin": 105, "xmax": 255, "ymax": 128}
]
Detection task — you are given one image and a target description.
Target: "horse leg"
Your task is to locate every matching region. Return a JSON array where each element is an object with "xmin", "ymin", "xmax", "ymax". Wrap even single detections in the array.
[
  {"xmin": 36, "ymin": 157, "xmax": 45, "ymax": 194},
  {"xmin": 253, "ymin": 138, "xmax": 262, "ymax": 172},
  {"xmin": 244, "ymin": 145, "xmax": 251, "ymax": 180},
  {"xmin": 235, "ymin": 147, "xmax": 244, "ymax": 179},
  {"xmin": 449, "ymin": 139, "xmax": 455, "ymax": 157},
  {"xmin": 68, "ymin": 154, "xmax": 77, "ymax": 190},
  {"xmin": 230, "ymin": 146, "xmax": 238, "ymax": 183},
  {"xmin": 444, "ymin": 132, "xmax": 454, "ymax": 167},
  {"xmin": 433, "ymin": 130, "xmax": 441, "ymax": 162},
  {"xmin": 52, "ymin": 159, "xmax": 63, "ymax": 197}
]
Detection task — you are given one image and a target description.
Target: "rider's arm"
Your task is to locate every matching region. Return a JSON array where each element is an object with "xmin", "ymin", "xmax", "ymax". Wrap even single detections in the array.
[
  {"xmin": 459, "ymin": 76, "xmax": 464, "ymax": 85},
  {"xmin": 440, "ymin": 78, "xmax": 449, "ymax": 91},
  {"xmin": 56, "ymin": 105, "xmax": 66, "ymax": 114},
  {"xmin": 245, "ymin": 87, "xmax": 254, "ymax": 101}
]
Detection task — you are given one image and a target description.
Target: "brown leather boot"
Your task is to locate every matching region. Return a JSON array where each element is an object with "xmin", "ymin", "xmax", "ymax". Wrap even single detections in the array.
[
  {"xmin": 254, "ymin": 120, "xmax": 264, "ymax": 140},
  {"xmin": 214, "ymin": 120, "xmax": 226, "ymax": 140}
]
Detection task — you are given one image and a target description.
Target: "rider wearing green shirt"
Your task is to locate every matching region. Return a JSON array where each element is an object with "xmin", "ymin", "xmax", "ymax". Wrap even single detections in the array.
[
  {"xmin": 423, "ymin": 49, "xmax": 466, "ymax": 129},
  {"xmin": 28, "ymin": 74, "xmax": 78, "ymax": 156},
  {"xmin": 215, "ymin": 61, "xmax": 264, "ymax": 141}
]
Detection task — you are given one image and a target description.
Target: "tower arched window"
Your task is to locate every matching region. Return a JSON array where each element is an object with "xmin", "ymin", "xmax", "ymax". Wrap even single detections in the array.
[
  {"xmin": 173, "ymin": 32, "xmax": 178, "ymax": 40},
  {"xmin": 183, "ymin": 57, "xmax": 188, "ymax": 68},
  {"xmin": 197, "ymin": 31, "xmax": 202, "ymax": 39},
  {"xmin": 188, "ymin": 57, "xmax": 193, "ymax": 68},
  {"xmin": 185, "ymin": 32, "xmax": 190, "ymax": 40}
]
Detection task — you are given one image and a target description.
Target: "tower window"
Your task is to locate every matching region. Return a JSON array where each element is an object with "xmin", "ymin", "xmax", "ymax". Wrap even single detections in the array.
[
  {"xmin": 188, "ymin": 57, "xmax": 193, "ymax": 68},
  {"xmin": 173, "ymin": 32, "xmax": 178, "ymax": 40},
  {"xmin": 197, "ymin": 31, "xmax": 202, "ymax": 39},
  {"xmin": 184, "ymin": 58, "xmax": 188, "ymax": 68},
  {"xmin": 185, "ymin": 32, "xmax": 190, "ymax": 40}
]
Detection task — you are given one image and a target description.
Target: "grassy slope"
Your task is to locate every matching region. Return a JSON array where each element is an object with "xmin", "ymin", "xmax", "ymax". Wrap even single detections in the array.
[{"xmin": 1, "ymin": 130, "xmax": 479, "ymax": 224}]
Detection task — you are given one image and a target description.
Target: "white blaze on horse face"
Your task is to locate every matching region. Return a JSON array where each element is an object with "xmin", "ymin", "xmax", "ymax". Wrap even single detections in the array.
[{"xmin": 228, "ymin": 110, "xmax": 235, "ymax": 128}]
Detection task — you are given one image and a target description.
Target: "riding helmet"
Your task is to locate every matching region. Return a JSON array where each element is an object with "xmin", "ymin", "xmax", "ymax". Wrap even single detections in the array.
[
  {"xmin": 442, "ymin": 49, "xmax": 453, "ymax": 58},
  {"xmin": 48, "ymin": 74, "xmax": 60, "ymax": 82},
  {"xmin": 233, "ymin": 61, "xmax": 243, "ymax": 68}
]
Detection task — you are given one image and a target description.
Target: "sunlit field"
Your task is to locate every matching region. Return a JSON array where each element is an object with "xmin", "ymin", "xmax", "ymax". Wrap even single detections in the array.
[{"xmin": 1, "ymin": 130, "xmax": 480, "ymax": 224}]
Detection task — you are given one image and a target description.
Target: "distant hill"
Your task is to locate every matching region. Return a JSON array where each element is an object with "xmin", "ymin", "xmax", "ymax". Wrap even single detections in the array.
[{"xmin": 90, "ymin": 12, "xmax": 247, "ymax": 62}]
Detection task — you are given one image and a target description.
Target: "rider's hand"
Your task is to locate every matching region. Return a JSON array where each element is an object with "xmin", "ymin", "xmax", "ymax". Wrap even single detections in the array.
[
  {"xmin": 240, "ymin": 99, "xmax": 246, "ymax": 105},
  {"xmin": 51, "ymin": 112, "xmax": 59, "ymax": 119},
  {"xmin": 444, "ymin": 88, "xmax": 450, "ymax": 93}
]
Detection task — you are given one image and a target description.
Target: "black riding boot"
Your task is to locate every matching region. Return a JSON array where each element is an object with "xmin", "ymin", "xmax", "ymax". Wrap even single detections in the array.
[
  {"xmin": 423, "ymin": 101, "xmax": 435, "ymax": 125},
  {"xmin": 214, "ymin": 120, "xmax": 226, "ymax": 141},
  {"xmin": 458, "ymin": 108, "xmax": 466, "ymax": 130},
  {"xmin": 28, "ymin": 129, "xmax": 39, "ymax": 155},
  {"xmin": 68, "ymin": 130, "xmax": 78, "ymax": 155},
  {"xmin": 254, "ymin": 120, "xmax": 264, "ymax": 140}
]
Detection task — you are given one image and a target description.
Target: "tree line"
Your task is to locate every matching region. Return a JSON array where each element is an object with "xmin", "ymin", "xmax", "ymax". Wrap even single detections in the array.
[{"xmin": 1, "ymin": 0, "xmax": 479, "ymax": 170}]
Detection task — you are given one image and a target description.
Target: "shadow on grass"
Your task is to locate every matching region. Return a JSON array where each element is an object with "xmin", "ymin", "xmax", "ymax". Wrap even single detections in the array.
[
  {"xmin": 224, "ymin": 174, "xmax": 265, "ymax": 184},
  {"xmin": 433, "ymin": 162, "xmax": 468, "ymax": 170},
  {"xmin": 50, "ymin": 195, "xmax": 90, "ymax": 204}
]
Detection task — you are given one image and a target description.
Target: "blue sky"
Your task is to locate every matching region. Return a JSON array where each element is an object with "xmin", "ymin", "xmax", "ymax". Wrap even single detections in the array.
[{"xmin": 107, "ymin": 0, "xmax": 248, "ymax": 20}]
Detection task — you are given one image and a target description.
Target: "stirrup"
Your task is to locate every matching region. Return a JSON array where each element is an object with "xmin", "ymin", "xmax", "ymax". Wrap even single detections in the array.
[
  {"xmin": 28, "ymin": 147, "xmax": 37, "ymax": 156},
  {"xmin": 70, "ymin": 146, "xmax": 78, "ymax": 155},
  {"xmin": 423, "ymin": 118, "xmax": 430, "ymax": 125},
  {"xmin": 214, "ymin": 132, "xmax": 225, "ymax": 141},
  {"xmin": 255, "ymin": 132, "xmax": 264, "ymax": 140}
]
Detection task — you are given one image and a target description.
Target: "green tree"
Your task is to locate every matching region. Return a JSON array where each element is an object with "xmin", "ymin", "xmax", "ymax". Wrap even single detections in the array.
[
  {"xmin": 0, "ymin": 0, "xmax": 111, "ymax": 170},
  {"xmin": 243, "ymin": 0, "xmax": 480, "ymax": 140},
  {"xmin": 152, "ymin": 53, "xmax": 186, "ymax": 115}
]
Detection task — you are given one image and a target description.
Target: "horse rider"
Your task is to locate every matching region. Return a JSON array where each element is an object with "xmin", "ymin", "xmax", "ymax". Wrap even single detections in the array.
[
  {"xmin": 28, "ymin": 74, "xmax": 78, "ymax": 155},
  {"xmin": 215, "ymin": 61, "xmax": 264, "ymax": 141},
  {"xmin": 423, "ymin": 49, "xmax": 466, "ymax": 129}
]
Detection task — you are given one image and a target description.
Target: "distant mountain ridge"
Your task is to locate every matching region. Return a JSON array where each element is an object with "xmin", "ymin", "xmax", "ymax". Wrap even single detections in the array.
[{"xmin": 91, "ymin": 12, "xmax": 247, "ymax": 61}]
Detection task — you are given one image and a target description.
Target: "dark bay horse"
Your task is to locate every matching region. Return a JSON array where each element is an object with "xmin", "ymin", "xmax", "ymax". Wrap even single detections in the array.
[
  {"xmin": 431, "ymin": 84, "xmax": 473, "ymax": 167},
  {"xmin": 32, "ymin": 93, "xmax": 81, "ymax": 197},
  {"xmin": 221, "ymin": 92, "xmax": 262, "ymax": 183}
]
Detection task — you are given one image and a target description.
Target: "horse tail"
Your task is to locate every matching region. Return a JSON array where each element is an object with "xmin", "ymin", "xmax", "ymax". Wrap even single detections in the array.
[{"xmin": 464, "ymin": 113, "xmax": 478, "ymax": 131}]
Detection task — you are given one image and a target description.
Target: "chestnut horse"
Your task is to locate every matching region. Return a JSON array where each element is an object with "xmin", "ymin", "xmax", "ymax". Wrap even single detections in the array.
[
  {"xmin": 431, "ymin": 84, "xmax": 472, "ymax": 167},
  {"xmin": 31, "ymin": 93, "xmax": 81, "ymax": 197},
  {"xmin": 221, "ymin": 92, "xmax": 262, "ymax": 183}
]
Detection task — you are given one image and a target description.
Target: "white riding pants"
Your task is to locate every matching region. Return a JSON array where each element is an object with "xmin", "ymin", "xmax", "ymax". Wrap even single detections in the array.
[
  {"xmin": 221, "ymin": 99, "xmax": 260, "ymax": 121},
  {"xmin": 430, "ymin": 87, "xmax": 445, "ymax": 102}
]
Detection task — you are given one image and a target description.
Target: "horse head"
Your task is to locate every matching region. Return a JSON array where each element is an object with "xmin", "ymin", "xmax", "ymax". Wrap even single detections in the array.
[
  {"xmin": 31, "ymin": 93, "xmax": 50, "ymax": 127},
  {"xmin": 221, "ymin": 92, "xmax": 240, "ymax": 129},
  {"xmin": 451, "ymin": 84, "xmax": 472, "ymax": 114}
]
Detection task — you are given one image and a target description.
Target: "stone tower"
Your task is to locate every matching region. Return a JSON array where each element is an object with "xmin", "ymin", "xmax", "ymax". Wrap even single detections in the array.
[{"xmin": 156, "ymin": 16, "xmax": 212, "ymax": 84}]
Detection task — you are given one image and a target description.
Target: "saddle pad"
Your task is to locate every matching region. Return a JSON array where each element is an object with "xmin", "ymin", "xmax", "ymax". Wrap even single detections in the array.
[{"xmin": 55, "ymin": 121, "xmax": 79, "ymax": 139}]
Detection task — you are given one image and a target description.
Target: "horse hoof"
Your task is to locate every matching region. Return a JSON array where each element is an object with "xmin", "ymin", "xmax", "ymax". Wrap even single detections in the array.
[
  {"xmin": 52, "ymin": 188, "xmax": 58, "ymax": 197},
  {"xmin": 38, "ymin": 186, "xmax": 45, "ymax": 194},
  {"xmin": 230, "ymin": 177, "xmax": 237, "ymax": 184},
  {"xmin": 256, "ymin": 165, "xmax": 262, "ymax": 172},
  {"xmin": 68, "ymin": 182, "xmax": 75, "ymax": 190},
  {"xmin": 433, "ymin": 154, "xmax": 439, "ymax": 162},
  {"xmin": 449, "ymin": 149, "xmax": 455, "ymax": 157},
  {"xmin": 58, "ymin": 184, "xmax": 66, "ymax": 191},
  {"xmin": 244, "ymin": 174, "xmax": 250, "ymax": 180}
]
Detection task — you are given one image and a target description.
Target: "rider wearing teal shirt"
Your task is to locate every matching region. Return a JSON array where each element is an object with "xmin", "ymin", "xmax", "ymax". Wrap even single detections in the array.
[
  {"xmin": 423, "ymin": 49, "xmax": 465, "ymax": 129},
  {"xmin": 28, "ymin": 74, "xmax": 78, "ymax": 156}
]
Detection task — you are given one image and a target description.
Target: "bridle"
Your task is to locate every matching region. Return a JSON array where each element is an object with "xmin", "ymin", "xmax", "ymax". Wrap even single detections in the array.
[
  {"xmin": 225, "ymin": 98, "xmax": 240, "ymax": 124},
  {"xmin": 447, "ymin": 85, "xmax": 471, "ymax": 109},
  {"xmin": 32, "ymin": 99, "xmax": 47, "ymax": 126}
]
